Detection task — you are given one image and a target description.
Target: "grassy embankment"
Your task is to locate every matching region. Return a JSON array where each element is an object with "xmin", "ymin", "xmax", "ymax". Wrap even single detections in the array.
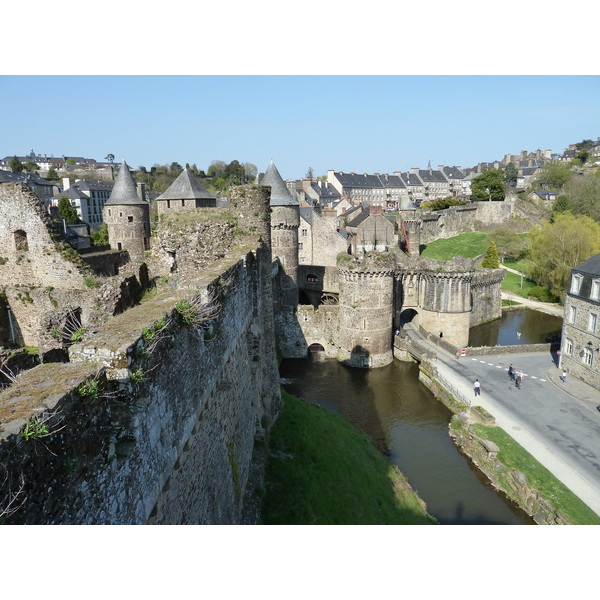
[
  {"xmin": 472, "ymin": 424, "xmax": 600, "ymax": 525},
  {"xmin": 420, "ymin": 232, "xmax": 539, "ymax": 300},
  {"xmin": 260, "ymin": 389, "xmax": 437, "ymax": 525}
]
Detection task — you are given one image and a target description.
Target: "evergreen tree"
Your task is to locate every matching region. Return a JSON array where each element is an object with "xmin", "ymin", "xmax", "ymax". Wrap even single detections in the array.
[
  {"xmin": 481, "ymin": 241, "xmax": 500, "ymax": 268},
  {"xmin": 57, "ymin": 196, "xmax": 82, "ymax": 225}
]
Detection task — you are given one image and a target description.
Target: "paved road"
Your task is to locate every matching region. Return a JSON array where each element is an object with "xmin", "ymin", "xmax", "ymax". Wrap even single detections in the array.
[{"xmin": 422, "ymin": 339, "xmax": 600, "ymax": 517}]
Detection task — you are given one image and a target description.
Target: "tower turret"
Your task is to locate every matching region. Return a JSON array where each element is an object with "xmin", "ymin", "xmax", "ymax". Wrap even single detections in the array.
[
  {"xmin": 337, "ymin": 252, "xmax": 395, "ymax": 368},
  {"xmin": 261, "ymin": 160, "xmax": 299, "ymax": 306},
  {"xmin": 103, "ymin": 161, "xmax": 150, "ymax": 261}
]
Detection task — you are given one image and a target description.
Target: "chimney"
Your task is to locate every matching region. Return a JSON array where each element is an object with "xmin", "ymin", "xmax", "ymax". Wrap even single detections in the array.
[
  {"xmin": 410, "ymin": 167, "xmax": 419, "ymax": 174},
  {"xmin": 322, "ymin": 207, "xmax": 336, "ymax": 217},
  {"xmin": 137, "ymin": 183, "xmax": 146, "ymax": 202},
  {"xmin": 62, "ymin": 177, "xmax": 71, "ymax": 191},
  {"xmin": 369, "ymin": 205, "xmax": 383, "ymax": 216}
]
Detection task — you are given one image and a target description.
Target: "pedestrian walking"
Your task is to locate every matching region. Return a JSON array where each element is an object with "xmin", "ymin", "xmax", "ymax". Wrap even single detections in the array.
[
  {"xmin": 560, "ymin": 369, "xmax": 567, "ymax": 383},
  {"xmin": 474, "ymin": 378, "xmax": 481, "ymax": 396},
  {"xmin": 515, "ymin": 370, "xmax": 523, "ymax": 389},
  {"xmin": 508, "ymin": 364, "xmax": 514, "ymax": 381}
]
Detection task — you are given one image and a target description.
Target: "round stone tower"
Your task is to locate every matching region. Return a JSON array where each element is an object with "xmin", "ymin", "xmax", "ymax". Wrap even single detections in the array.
[
  {"xmin": 261, "ymin": 160, "xmax": 299, "ymax": 306},
  {"xmin": 337, "ymin": 252, "xmax": 395, "ymax": 368},
  {"xmin": 418, "ymin": 269, "xmax": 473, "ymax": 347},
  {"xmin": 103, "ymin": 161, "xmax": 150, "ymax": 261}
]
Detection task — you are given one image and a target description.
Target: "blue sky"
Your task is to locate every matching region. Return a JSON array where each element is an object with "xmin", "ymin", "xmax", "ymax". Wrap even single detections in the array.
[{"xmin": 1, "ymin": 75, "xmax": 598, "ymax": 180}]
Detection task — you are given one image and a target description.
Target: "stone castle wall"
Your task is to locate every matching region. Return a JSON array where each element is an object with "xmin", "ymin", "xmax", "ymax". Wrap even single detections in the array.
[
  {"xmin": 0, "ymin": 184, "xmax": 279, "ymax": 524},
  {"xmin": 0, "ymin": 250, "xmax": 279, "ymax": 524}
]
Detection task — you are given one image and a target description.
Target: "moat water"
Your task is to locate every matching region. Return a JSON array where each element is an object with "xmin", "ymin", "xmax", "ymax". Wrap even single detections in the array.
[
  {"xmin": 279, "ymin": 309, "xmax": 561, "ymax": 525},
  {"xmin": 468, "ymin": 308, "xmax": 563, "ymax": 348}
]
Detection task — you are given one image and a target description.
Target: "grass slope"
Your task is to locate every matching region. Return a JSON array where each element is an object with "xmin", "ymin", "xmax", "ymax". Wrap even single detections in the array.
[
  {"xmin": 260, "ymin": 390, "xmax": 437, "ymax": 525},
  {"xmin": 420, "ymin": 232, "xmax": 489, "ymax": 261},
  {"xmin": 473, "ymin": 424, "xmax": 600, "ymax": 525}
]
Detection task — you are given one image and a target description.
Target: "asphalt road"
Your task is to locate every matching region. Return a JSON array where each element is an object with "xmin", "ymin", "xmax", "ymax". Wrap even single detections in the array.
[{"xmin": 432, "ymin": 347, "xmax": 600, "ymax": 516}]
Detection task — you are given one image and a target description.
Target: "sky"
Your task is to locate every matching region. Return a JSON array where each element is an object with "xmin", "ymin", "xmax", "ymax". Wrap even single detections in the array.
[
  {"xmin": 2, "ymin": 2, "xmax": 599, "ymax": 182},
  {"xmin": 1, "ymin": 75, "xmax": 598, "ymax": 180}
]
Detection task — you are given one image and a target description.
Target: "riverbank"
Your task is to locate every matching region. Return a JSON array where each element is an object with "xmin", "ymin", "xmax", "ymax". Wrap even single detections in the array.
[
  {"xmin": 259, "ymin": 389, "xmax": 437, "ymax": 525},
  {"xmin": 418, "ymin": 358, "xmax": 600, "ymax": 524}
]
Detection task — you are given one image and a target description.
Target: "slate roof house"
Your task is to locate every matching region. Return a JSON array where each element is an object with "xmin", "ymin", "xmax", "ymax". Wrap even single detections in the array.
[
  {"xmin": 560, "ymin": 252, "xmax": 600, "ymax": 392},
  {"xmin": 0, "ymin": 169, "xmax": 57, "ymax": 204},
  {"xmin": 155, "ymin": 168, "xmax": 216, "ymax": 217},
  {"xmin": 53, "ymin": 178, "xmax": 113, "ymax": 230}
]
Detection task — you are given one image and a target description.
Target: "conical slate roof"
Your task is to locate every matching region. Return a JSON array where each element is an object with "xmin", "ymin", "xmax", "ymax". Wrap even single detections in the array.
[
  {"xmin": 156, "ymin": 168, "xmax": 215, "ymax": 201},
  {"xmin": 105, "ymin": 161, "xmax": 146, "ymax": 205},
  {"xmin": 260, "ymin": 160, "xmax": 297, "ymax": 206}
]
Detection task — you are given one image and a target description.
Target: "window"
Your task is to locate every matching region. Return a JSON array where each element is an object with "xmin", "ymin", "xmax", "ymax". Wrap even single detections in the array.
[
  {"xmin": 571, "ymin": 274, "xmax": 583, "ymax": 294},
  {"xmin": 301, "ymin": 229, "xmax": 307, "ymax": 237},
  {"xmin": 298, "ymin": 242, "xmax": 303, "ymax": 250},
  {"xmin": 592, "ymin": 279, "xmax": 600, "ymax": 301},
  {"xmin": 128, "ymin": 216, "xmax": 133, "ymax": 223},
  {"xmin": 589, "ymin": 312, "xmax": 598, "ymax": 333},
  {"xmin": 306, "ymin": 274, "xmax": 318, "ymax": 283},
  {"xmin": 565, "ymin": 338, "xmax": 573, "ymax": 356},
  {"xmin": 569, "ymin": 305, "xmax": 577, "ymax": 324},
  {"xmin": 583, "ymin": 347, "xmax": 593, "ymax": 367},
  {"xmin": 14, "ymin": 230, "xmax": 28, "ymax": 251}
]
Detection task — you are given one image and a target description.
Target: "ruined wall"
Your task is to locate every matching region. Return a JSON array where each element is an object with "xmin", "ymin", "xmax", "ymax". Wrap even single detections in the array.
[
  {"xmin": 0, "ymin": 251, "xmax": 279, "ymax": 524},
  {"xmin": 0, "ymin": 184, "xmax": 280, "ymax": 524}
]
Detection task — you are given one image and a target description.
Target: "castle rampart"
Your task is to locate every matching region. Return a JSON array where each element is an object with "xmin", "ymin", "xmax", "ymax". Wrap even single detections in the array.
[{"xmin": 0, "ymin": 185, "xmax": 280, "ymax": 525}]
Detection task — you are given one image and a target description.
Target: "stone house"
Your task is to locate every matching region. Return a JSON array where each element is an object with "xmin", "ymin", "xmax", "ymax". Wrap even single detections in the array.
[
  {"xmin": 417, "ymin": 166, "xmax": 451, "ymax": 202},
  {"xmin": 327, "ymin": 170, "xmax": 409, "ymax": 210},
  {"xmin": 527, "ymin": 190, "xmax": 558, "ymax": 209},
  {"xmin": 559, "ymin": 253, "xmax": 600, "ymax": 391},
  {"xmin": 397, "ymin": 170, "xmax": 425, "ymax": 205},
  {"xmin": 298, "ymin": 205, "xmax": 348, "ymax": 267},
  {"xmin": 440, "ymin": 166, "xmax": 467, "ymax": 198},
  {"xmin": 154, "ymin": 168, "xmax": 216, "ymax": 217},
  {"xmin": 345, "ymin": 205, "xmax": 397, "ymax": 254}
]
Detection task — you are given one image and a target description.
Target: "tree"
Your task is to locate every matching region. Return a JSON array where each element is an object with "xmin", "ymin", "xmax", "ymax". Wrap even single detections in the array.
[
  {"xmin": 470, "ymin": 169, "xmax": 505, "ymax": 202},
  {"xmin": 532, "ymin": 160, "xmax": 572, "ymax": 189},
  {"xmin": 551, "ymin": 195, "xmax": 571, "ymax": 221},
  {"xmin": 207, "ymin": 160, "xmax": 226, "ymax": 178},
  {"xmin": 244, "ymin": 162, "xmax": 258, "ymax": 182},
  {"xmin": 57, "ymin": 196, "xmax": 82, "ymax": 225},
  {"xmin": 105, "ymin": 153, "xmax": 115, "ymax": 164},
  {"xmin": 488, "ymin": 227, "xmax": 525, "ymax": 262},
  {"xmin": 224, "ymin": 160, "xmax": 245, "ymax": 185},
  {"xmin": 575, "ymin": 139, "xmax": 594, "ymax": 151},
  {"xmin": 170, "ymin": 162, "xmax": 183, "ymax": 174},
  {"xmin": 91, "ymin": 223, "xmax": 109, "ymax": 246},
  {"xmin": 504, "ymin": 162, "xmax": 518, "ymax": 188},
  {"xmin": 8, "ymin": 157, "xmax": 23, "ymax": 172},
  {"xmin": 46, "ymin": 167, "xmax": 59, "ymax": 181},
  {"xmin": 527, "ymin": 212, "xmax": 600, "ymax": 297},
  {"xmin": 481, "ymin": 241, "xmax": 500, "ymax": 268},
  {"xmin": 562, "ymin": 171, "xmax": 600, "ymax": 222},
  {"xmin": 23, "ymin": 161, "xmax": 39, "ymax": 173},
  {"xmin": 306, "ymin": 167, "xmax": 314, "ymax": 180},
  {"xmin": 66, "ymin": 158, "xmax": 76, "ymax": 165}
]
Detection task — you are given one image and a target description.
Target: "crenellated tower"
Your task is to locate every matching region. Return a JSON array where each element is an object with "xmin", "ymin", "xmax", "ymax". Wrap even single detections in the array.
[{"xmin": 337, "ymin": 252, "xmax": 396, "ymax": 368}]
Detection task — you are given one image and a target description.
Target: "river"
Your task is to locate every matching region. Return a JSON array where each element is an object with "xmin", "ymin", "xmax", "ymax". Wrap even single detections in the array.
[{"xmin": 279, "ymin": 357, "xmax": 534, "ymax": 525}]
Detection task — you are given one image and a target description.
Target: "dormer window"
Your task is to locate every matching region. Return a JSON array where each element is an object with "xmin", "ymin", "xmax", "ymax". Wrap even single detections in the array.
[
  {"xmin": 592, "ymin": 279, "xmax": 600, "ymax": 301},
  {"xmin": 571, "ymin": 274, "xmax": 583, "ymax": 294}
]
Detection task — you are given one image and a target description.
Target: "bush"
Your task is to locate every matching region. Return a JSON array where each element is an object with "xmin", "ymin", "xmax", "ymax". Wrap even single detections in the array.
[{"xmin": 528, "ymin": 286, "xmax": 560, "ymax": 303}]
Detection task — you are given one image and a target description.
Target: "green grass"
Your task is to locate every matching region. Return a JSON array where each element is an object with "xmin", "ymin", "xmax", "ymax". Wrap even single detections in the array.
[
  {"xmin": 420, "ymin": 232, "xmax": 489, "ymax": 261},
  {"xmin": 503, "ymin": 257, "xmax": 531, "ymax": 273},
  {"xmin": 501, "ymin": 270, "xmax": 538, "ymax": 298},
  {"xmin": 260, "ymin": 389, "xmax": 437, "ymax": 525},
  {"xmin": 473, "ymin": 424, "xmax": 600, "ymax": 525}
]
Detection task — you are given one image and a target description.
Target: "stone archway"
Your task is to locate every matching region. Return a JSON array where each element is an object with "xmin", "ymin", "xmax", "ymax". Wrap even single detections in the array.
[
  {"xmin": 399, "ymin": 308, "xmax": 419, "ymax": 328},
  {"xmin": 307, "ymin": 343, "xmax": 325, "ymax": 361}
]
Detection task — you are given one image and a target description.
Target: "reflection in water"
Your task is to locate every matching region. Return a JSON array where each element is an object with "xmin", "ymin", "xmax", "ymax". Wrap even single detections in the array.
[
  {"xmin": 279, "ymin": 358, "xmax": 533, "ymax": 525},
  {"xmin": 469, "ymin": 308, "xmax": 562, "ymax": 348}
]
